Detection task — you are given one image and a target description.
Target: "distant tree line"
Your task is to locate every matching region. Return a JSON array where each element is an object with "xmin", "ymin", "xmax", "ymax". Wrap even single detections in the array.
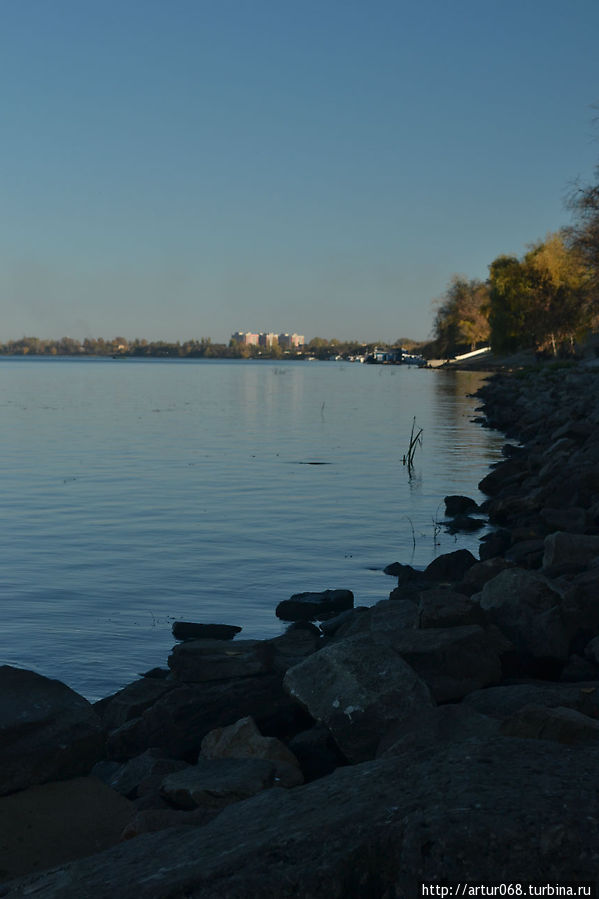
[
  {"xmin": 427, "ymin": 157, "xmax": 599, "ymax": 359},
  {"xmin": 0, "ymin": 334, "xmax": 410, "ymax": 361}
]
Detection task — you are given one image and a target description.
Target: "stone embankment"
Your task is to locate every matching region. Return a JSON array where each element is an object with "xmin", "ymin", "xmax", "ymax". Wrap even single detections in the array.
[{"xmin": 3, "ymin": 362, "xmax": 599, "ymax": 896}]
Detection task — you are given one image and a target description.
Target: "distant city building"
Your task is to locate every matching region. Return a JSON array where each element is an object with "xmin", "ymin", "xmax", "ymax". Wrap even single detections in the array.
[
  {"xmin": 231, "ymin": 331, "xmax": 259, "ymax": 346},
  {"xmin": 258, "ymin": 332, "xmax": 278, "ymax": 347},
  {"xmin": 278, "ymin": 333, "xmax": 305, "ymax": 348},
  {"xmin": 232, "ymin": 331, "xmax": 304, "ymax": 349}
]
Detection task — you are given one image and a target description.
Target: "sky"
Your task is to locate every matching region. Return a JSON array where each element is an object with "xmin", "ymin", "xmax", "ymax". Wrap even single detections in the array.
[{"xmin": 1, "ymin": 0, "xmax": 598, "ymax": 344}]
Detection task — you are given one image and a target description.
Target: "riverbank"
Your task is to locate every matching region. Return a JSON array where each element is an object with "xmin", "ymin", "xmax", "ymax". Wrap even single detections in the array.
[{"xmin": 3, "ymin": 361, "xmax": 599, "ymax": 895}]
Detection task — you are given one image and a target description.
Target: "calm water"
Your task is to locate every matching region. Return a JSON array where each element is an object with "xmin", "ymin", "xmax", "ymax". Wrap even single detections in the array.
[{"xmin": 0, "ymin": 357, "xmax": 504, "ymax": 699}]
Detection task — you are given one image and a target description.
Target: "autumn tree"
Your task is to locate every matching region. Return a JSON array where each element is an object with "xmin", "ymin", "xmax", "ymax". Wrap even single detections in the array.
[{"xmin": 433, "ymin": 276, "xmax": 490, "ymax": 357}]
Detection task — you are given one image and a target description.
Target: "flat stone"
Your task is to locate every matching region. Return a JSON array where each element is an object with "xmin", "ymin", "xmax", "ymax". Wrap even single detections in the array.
[
  {"xmin": 463, "ymin": 681, "xmax": 599, "ymax": 720},
  {"xmin": 276, "ymin": 589, "xmax": 354, "ymax": 622},
  {"xmin": 168, "ymin": 639, "xmax": 274, "ymax": 682},
  {"xmin": 172, "ymin": 622, "xmax": 242, "ymax": 641}
]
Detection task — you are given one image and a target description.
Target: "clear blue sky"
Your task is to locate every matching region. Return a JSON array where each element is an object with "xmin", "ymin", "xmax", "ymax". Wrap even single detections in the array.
[{"xmin": 1, "ymin": 0, "xmax": 598, "ymax": 343}]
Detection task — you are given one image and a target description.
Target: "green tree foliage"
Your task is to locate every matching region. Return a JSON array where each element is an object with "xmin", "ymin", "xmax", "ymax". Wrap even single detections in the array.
[
  {"xmin": 488, "ymin": 232, "xmax": 590, "ymax": 354},
  {"xmin": 433, "ymin": 276, "xmax": 490, "ymax": 357}
]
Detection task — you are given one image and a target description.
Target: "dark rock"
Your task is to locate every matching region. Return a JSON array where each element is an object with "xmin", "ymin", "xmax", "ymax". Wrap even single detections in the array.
[
  {"xmin": 463, "ymin": 681, "xmax": 599, "ymax": 720},
  {"xmin": 543, "ymin": 531, "xmax": 599, "ymax": 568},
  {"xmin": 337, "ymin": 598, "xmax": 419, "ymax": 640},
  {"xmin": 160, "ymin": 757, "xmax": 302, "ymax": 810},
  {"xmin": 267, "ymin": 625, "xmax": 321, "ymax": 673},
  {"xmin": 200, "ymin": 716, "xmax": 301, "ymax": 771},
  {"xmin": 560, "ymin": 654, "xmax": 598, "ymax": 682},
  {"xmin": 458, "ymin": 557, "xmax": 513, "ymax": 595},
  {"xmin": 444, "ymin": 514, "xmax": 486, "ymax": 533},
  {"xmin": 504, "ymin": 538, "xmax": 545, "ymax": 568},
  {"xmin": 444, "ymin": 494, "xmax": 479, "ymax": 516},
  {"xmin": 8, "ymin": 737, "xmax": 599, "ymax": 897},
  {"xmin": 382, "ymin": 561, "xmax": 417, "ymax": 577},
  {"xmin": 478, "ymin": 458, "xmax": 527, "ymax": 495},
  {"xmin": 318, "ymin": 607, "xmax": 368, "ymax": 638},
  {"xmin": 275, "ymin": 589, "xmax": 354, "ymax": 622},
  {"xmin": 288, "ymin": 725, "xmax": 347, "ymax": 781},
  {"xmin": 94, "ymin": 677, "xmax": 176, "ymax": 731},
  {"xmin": 106, "ymin": 674, "xmax": 301, "ymax": 762},
  {"xmin": 540, "ymin": 506, "xmax": 587, "ymax": 533},
  {"xmin": 500, "ymin": 704, "xmax": 599, "ymax": 745},
  {"xmin": 168, "ymin": 639, "xmax": 274, "ymax": 682},
  {"xmin": 140, "ymin": 667, "xmax": 170, "ymax": 680},
  {"xmin": 0, "ymin": 666, "xmax": 105, "ymax": 796},
  {"xmin": 377, "ymin": 704, "xmax": 500, "ymax": 757},
  {"xmin": 478, "ymin": 568, "xmax": 572, "ymax": 661},
  {"xmin": 417, "ymin": 588, "xmax": 484, "ymax": 628},
  {"xmin": 102, "ymin": 749, "xmax": 189, "ymax": 799},
  {"xmin": 424, "ymin": 548, "xmax": 477, "ymax": 582},
  {"xmin": 379, "ymin": 625, "xmax": 502, "ymax": 702},
  {"xmin": 121, "ymin": 806, "xmax": 220, "ymax": 840},
  {"xmin": 172, "ymin": 622, "xmax": 242, "ymax": 641},
  {"xmin": 479, "ymin": 528, "xmax": 512, "ymax": 560},
  {"xmin": 283, "ymin": 635, "xmax": 434, "ymax": 763}
]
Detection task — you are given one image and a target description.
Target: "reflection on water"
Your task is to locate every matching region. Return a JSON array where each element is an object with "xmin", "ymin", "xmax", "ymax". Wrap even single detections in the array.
[{"xmin": 0, "ymin": 358, "xmax": 504, "ymax": 698}]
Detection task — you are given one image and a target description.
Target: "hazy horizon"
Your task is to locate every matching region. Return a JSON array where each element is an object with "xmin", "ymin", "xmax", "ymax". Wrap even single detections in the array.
[{"xmin": 1, "ymin": 0, "xmax": 598, "ymax": 344}]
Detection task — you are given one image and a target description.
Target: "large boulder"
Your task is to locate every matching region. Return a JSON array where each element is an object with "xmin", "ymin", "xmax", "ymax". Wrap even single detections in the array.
[
  {"xmin": 276, "ymin": 589, "xmax": 354, "ymax": 622},
  {"xmin": 0, "ymin": 666, "xmax": 105, "ymax": 796},
  {"xmin": 7, "ymin": 737, "xmax": 599, "ymax": 897},
  {"xmin": 478, "ymin": 568, "xmax": 572, "ymax": 661},
  {"xmin": 283, "ymin": 635, "xmax": 434, "ymax": 762},
  {"xmin": 94, "ymin": 678, "xmax": 177, "ymax": 731},
  {"xmin": 444, "ymin": 495, "xmax": 479, "ymax": 516},
  {"xmin": 417, "ymin": 589, "xmax": 483, "ymax": 628}
]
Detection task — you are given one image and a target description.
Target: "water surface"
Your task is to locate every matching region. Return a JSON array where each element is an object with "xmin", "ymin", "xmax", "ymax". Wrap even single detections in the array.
[{"xmin": 0, "ymin": 357, "xmax": 503, "ymax": 698}]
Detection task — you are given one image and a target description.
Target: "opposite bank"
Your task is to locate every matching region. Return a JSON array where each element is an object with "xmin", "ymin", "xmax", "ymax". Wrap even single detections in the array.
[{"xmin": 3, "ymin": 362, "xmax": 599, "ymax": 896}]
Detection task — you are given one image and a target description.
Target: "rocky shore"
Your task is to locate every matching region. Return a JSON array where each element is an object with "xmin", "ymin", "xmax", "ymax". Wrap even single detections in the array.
[{"xmin": 3, "ymin": 361, "xmax": 599, "ymax": 896}]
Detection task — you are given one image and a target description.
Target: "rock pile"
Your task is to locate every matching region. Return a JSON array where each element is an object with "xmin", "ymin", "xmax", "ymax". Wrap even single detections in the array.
[{"xmin": 4, "ymin": 363, "xmax": 599, "ymax": 895}]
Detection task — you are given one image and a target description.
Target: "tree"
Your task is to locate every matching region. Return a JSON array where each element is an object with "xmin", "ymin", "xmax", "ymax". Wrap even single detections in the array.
[
  {"xmin": 567, "ymin": 164, "xmax": 599, "ymax": 298},
  {"xmin": 433, "ymin": 276, "xmax": 490, "ymax": 356}
]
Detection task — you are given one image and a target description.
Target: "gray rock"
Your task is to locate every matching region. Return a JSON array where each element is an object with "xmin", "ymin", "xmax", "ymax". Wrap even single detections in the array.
[
  {"xmin": 287, "ymin": 725, "xmax": 347, "ymax": 781},
  {"xmin": 504, "ymin": 538, "xmax": 545, "ymax": 567},
  {"xmin": 500, "ymin": 704, "xmax": 599, "ymax": 745},
  {"xmin": 585, "ymin": 636, "xmax": 599, "ymax": 665},
  {"xmin": 276, "ymin": 589, "xmax": 354, "ymax": 622},
  {"xmin": 160, "ymin": 757, "xmax": 302, "ymax": 810},
  {"xmin": 7, "ymin": 737, "xmax": 599, "ymax": 897},
  {"xmin": 172, "ymin": 622, "xmax": 242, "ymax": 641},
  {"xmin": 478, "ymin": 568, "xmax": 571, "ymax": 660},
  {"xmin": 444, "ymin": 515, "xmax": 486, "ymax": 534},
  {"xmin": 0, "ymin": 666, "xmax": 105, "ymax": 796},
  {"xmin": 168, "ymin": 639, "xmax": 274, "ymax": 682},
  {"xmin": 283, "ymin": 635, "xmax": 434, "ymax": 763},
  {"xmin": 543, "ymin": 531, "xmax": 599, "ymax": 568}
]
